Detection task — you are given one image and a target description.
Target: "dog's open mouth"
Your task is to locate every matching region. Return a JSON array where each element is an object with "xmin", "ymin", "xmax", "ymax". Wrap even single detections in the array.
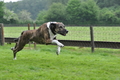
[{"xmin": 60, "ymin": 33, "xmax": 66, "ymax": 36}]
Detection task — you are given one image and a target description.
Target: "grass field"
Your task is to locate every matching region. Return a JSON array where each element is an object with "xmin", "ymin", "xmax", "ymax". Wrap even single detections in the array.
[
  {"xmin": 1, "ymin": 26, "xmax": 120, "ymax": 80},
  {"xmin": 4, "ymin": 26, "xmax": 120, "ymax": 42},
  {"xmin": 0, "ymin": 43, "xmax": 120, "ymax": 80}
]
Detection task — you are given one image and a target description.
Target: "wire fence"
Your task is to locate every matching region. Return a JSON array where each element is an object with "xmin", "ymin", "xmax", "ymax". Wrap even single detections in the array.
[
  {"xmin": 2, "ymin": 24, "xmax": 120, "ymax": 52},
  {"xmin": 3, "ymin": 25, "xmax": 120, "ymax": 42},
  {"xmin": 58, "ymin": 26, "xmax": 120, "ymax": 42},
  {"xmin": 94, "ymin": 27, "xmax": 120, "ymax": 42}
]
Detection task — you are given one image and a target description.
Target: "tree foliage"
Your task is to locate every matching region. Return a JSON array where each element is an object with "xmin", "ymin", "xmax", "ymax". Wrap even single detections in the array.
[
  {"xmin": 99, "ymin": 8, "xmax": 120, "ymax": 24},
  {"xmin": 36, "ymin": 10, "xmax": 47, "ymax": 24},
  {"xmin": 44, "ymin": 3, "xmax": 67, "ymax": 23},
  {"xmin": 66, "ymin": 0, "xmax": 81, "ymax": 24},
  {"xmin": 17, "ymin": 10, "xmax": 32, "ymax": 24},
  {"xmin": 0, "ymin": 1, "xmax": 4, "ymax": 23},
  {"xmin": 66, "ymin": 0, "xmax": 99, "ymax": 25},
  {"xmin": 4, "ymin": 8, "xmax": 18, "ymax": 23},
  {"xmin": 5, "ymin": 0, "xmax": 69, "ymax": 20},
  {"xmin": 79, "ymin": 0, "xmax": 99, "ymax": 24},
  {"xmin": 37, "ymin": 3, "xmax": 67, "ymax": 24},
  {"xmin": 96, "ymin": 0, "xmax": 120, "ymax": 8},
  {"xmin": 4, "ymin": 0, "xmax": 120, "ymax": 25}
]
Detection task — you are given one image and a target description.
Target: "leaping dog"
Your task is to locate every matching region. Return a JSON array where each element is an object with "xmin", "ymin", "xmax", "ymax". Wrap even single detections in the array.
[{"xmin": 11, "ymin": 22, "xmax": 68, "ymax": 60}]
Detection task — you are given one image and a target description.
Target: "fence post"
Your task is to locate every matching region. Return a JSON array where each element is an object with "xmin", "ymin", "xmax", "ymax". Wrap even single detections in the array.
[
  {"xmin": 0, "ymin": 23, "xmax": 4, "ymax": 45},
  {"xmin": 28, "ymin": 23, "xmax": 30, "ymax": 30},
  {"xmin": 90, "ymin": 26, "xmax": 95, "ymax": 52},
  {"xmin": 28, "ymin": 24, "xmax": 31, "ymax": 47},
  {"xmin": 33, "ymin": 23, "xmax": 36, "ymax": 49}
]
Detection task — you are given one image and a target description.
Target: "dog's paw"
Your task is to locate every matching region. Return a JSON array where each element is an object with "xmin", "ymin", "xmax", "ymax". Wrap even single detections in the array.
[
  {"xmin": 13, "ymin": 57, "xmax": 17, "ymax": 60},
  {"xmin": 58, "ymin": 43, "xmax": 64, "ymax": 47},
  {"xmin": 56, "ymin": 51, "xmax": 59, "ymax": 55}
]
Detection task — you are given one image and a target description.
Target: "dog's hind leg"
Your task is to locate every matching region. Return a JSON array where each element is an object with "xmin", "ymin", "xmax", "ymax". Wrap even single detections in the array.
[
  {"xmin": 12, "ymin": 40, "xmax": 29, "ymax": 60},
  {"xmin": 11, "ymin": 31, "xmax": 30, "ymax": 60},
  {"xmin": 12, "ymin": 44, "xmax": 26, "ymax": 60},
  {"xmin": 13, "ymin": 51, "xmax": 17, "ymax": 60},
  {"xmin": 11, "ymin": 42, "xmax": 18, "ymax": 60}
]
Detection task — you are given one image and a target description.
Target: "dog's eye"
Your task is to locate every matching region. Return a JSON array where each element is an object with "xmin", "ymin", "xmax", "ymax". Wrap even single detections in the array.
[{"xmin": 59, "ymin": 26, "xmax": 62, "ymax": 28}]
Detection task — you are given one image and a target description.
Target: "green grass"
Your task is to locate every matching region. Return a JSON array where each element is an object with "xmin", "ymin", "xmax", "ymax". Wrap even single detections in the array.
[
  {"xmin": 0, "ymin": 44, "xmax": 120, "ymax": 80},
  {"xmin": 2, "ymin": 26, "xmax": 120, "ymax": 79},
  {"xmin": 4, "ymin": 26, "xmax": 120, "ymax": 41},
  {"xmin": 4, "ymin": 27, "xmax": 28, "ymax": 38}
]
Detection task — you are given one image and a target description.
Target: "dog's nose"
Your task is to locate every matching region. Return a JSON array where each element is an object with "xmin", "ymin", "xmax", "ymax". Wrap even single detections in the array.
[{"xmin": 66, "ymin": 30, "xmax": 68, "ymax": 33}]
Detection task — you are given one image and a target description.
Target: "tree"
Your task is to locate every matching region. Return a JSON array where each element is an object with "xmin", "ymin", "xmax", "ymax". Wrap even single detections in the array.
[
  {"xmin": 66, "ymin": 0, "xmax": 99, "ymax": 25},
  {"xmin": 0, "ymin": 1, "xmax": 4, "ymax": 23},
  {"xmin": 17, "ymin": 10, "xmax": 32, "ymax": 23},
  {"xmin": 44, "ymin": 3, "xmax": 67, "ymax": 23},
  {"xmin": 66, "ymin": 0, "xmax": 81, "ymax": 25},
  {"xmin": 115, "ymin": 7, "xmax": 120, "ymax": 18},
  {"xmin": 5, "ymin": 0, "xmax": 69, "ymax": 20},
  {"xmin": 36, "ymin": 10, "xmax": 47, "ymax": 24},
  {"xmin": 100, "ymin": 8, "xmax": 118, "ymax": 24},
  {"xmin": 79, "ymin": 0, "xmax": 99, "ymax": 24},
  {"xmin": 96, "ymin": 0, "xmax": 120, "ymax": 8},
  {"xmin": 4, "ymin": 8, "xmax": 19, "ymax": 24}
]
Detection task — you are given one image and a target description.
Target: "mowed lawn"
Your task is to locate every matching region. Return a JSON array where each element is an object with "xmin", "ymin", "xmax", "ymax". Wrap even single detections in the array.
[{"xmin": 0, "ymin": 43, "xmax": 120, "ymax": 80}]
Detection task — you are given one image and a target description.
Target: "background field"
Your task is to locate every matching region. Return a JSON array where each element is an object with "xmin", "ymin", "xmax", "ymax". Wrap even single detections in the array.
[{"xmin": 4, "ymin": 26, "xmax": 120, "ymax": 42}]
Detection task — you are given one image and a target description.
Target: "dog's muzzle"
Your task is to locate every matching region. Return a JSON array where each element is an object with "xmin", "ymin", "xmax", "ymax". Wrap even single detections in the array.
[{"xmin": 58, "ymin": 29, "xmax": 68, "ymax": 36}]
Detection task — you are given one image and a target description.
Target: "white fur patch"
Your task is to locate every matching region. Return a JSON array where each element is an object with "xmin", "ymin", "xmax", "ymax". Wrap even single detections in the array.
[
  {"xmin": 52, "ymin": 40, "xmax": 64, "ymax": 47},
  {"xmin": 47, "ymin": 22, "xmax": 57, "ymax": 40},
  {"xmin": 13, "ymin": 57, "xmax": 16, "ymax": 60}
]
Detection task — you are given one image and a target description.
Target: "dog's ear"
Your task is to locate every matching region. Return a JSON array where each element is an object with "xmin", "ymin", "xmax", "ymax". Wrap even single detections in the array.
[
  {"xmin": 50, "ymin": 23, "xmax": 58, "ymax": 35},
  {"xmin": 50, "ymin": 23, "xmax": 58, "ymax": 27}
]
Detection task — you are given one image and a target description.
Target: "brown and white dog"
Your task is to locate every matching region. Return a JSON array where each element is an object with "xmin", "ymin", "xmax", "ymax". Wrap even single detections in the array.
[{"xmin": 11, "ymin": 22, "xmax": 68, "ymax": 60}]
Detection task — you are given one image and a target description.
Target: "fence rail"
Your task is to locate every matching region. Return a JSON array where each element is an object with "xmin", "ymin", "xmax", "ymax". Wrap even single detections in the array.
[{"xmin": 5, "ymin": 37, "xmax": 120, "ymax": 48}]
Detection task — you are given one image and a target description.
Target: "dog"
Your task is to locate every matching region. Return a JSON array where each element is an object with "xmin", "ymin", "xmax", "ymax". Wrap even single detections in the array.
[{"xmin": 11, "ymin": 22, "xmax": 68, "ymax": 60}]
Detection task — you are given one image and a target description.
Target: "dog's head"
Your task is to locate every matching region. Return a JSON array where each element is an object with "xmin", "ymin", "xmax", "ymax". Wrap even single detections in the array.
[{"xmin": 49, "ymin": 22, "xmax": 68, "ymax": 36}]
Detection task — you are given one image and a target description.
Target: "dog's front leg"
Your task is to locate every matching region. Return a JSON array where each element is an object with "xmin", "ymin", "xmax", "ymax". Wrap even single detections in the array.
[
  {"xmin": 52, "ymin": 40, "xmax": 64, "ymax": 47},
  {"xmin": 56, "ymin": 46, "xmax": 61, "ymax": 55},
  {"xmin": 52, "ymin": 40, "xmax": 64, "ymax": 55}
]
